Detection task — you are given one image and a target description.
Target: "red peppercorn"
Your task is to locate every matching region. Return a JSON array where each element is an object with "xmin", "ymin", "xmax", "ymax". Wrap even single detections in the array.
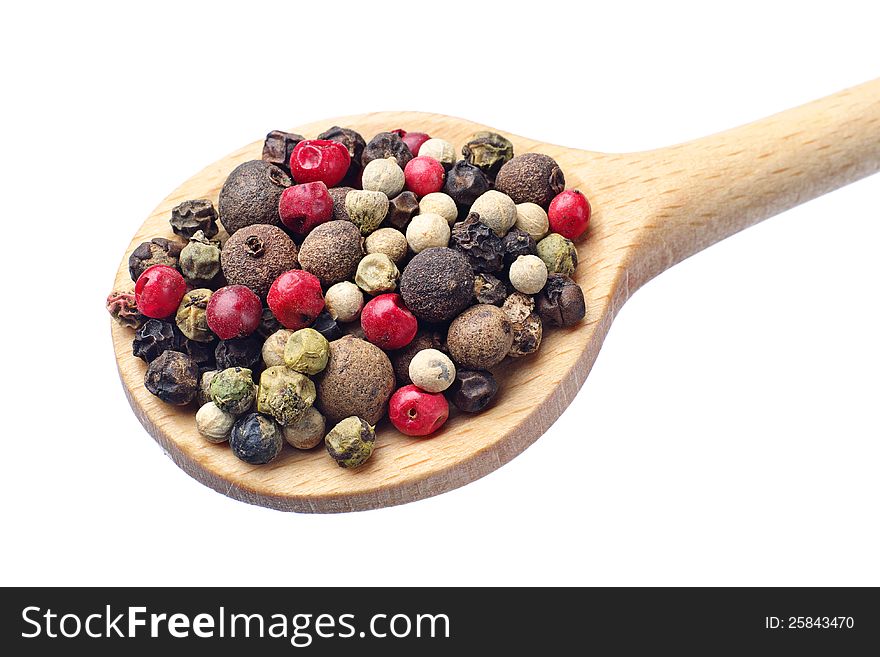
[
  {"xmin": 267, "ymin": 270, "xmax": 325, "ymax": 330},
  {"xmin": 548, "ymin": 189, "xmax": 591, "ymax": 240},
  {"xmin": 206, "ymin": 285, "xmax": 262, "ymax": 339},
  {"xmin": 404, "ymin": 156, "xmax": 446, "ymax": 197},
  {"xmin": 135, "ymin": 264, "xmax": 187, "ymax": 319},
  {"xmin": 393, "ymin": 129, "xmax": 431, "ymax": 156},
  {"xmin": 289, "ymin": 139, "xmax": 351, "ymax": 188},
  {"xmin": 388, "ymin": 384, "xmax": 449, "ymax": 436},
  {"xmin": 361, "ymin": 293, "xmax": 418, "ymax": 350},
  {"xmin": 278, "ymin": 181, "xmax": 333, "ymax": 235}
]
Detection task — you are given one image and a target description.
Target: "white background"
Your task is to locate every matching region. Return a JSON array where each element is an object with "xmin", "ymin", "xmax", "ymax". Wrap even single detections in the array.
[{"xmin": 1, "ymin": 1, "xmax": 878, "ymax": 586}]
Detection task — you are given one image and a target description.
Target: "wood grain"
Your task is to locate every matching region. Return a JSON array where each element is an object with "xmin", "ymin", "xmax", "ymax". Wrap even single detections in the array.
[{"xmin": 111, "ymin": 80, "xmax": 880, "ymax": 512}]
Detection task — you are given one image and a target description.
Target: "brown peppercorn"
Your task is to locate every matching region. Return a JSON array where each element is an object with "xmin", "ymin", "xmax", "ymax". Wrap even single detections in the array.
[
  {"xmin": 447, "ymin": 369, "xmax": 498, "ymax": 413},
  {"xmin": 362, "ymin": 131, "xmax": 413, "ymax": 169},
  {"xmin": 399, "ymin": 247, "xmax": 475, "ymax": 324},
  {"xmin": 317, "ymin": 126, "xmax": 366, "ymax": 185},
  {"xmin": 218, "ymin": 160, "xmax": 291, "ymax": 235},
  {"xmin": 461, "ymin": 131, "xmax": 514, "ymax": 179},
  {"xmin": 220, "ymin": 224, "xmax": 298, "ymax": 298},
  {"xmin": 450, "ymin": 212, "xmax": 504, "ymax": 273},
  {"xmin": 106, "ymin": 290, "xmax": 145, "ymax": 329},
  {"xmin": 144, "ymin": 350, "xmax": 199, "ymax": 405},
  {"xmin": 443, "ymin": 160, "xmax": 491, "ymax": 219},
  {"xmin": 446, "ymin": 304, "xmax": 513, "ymax": 370},
  {"xmin": 169, "ymin": 199, "xmax": 218, "ymax": 239},
  {"xmin": 297, "ymin": 220, "xmax": 364, "ymax": 286},
  {"xmin": 390, "ymin": 329, "xmax": 446, "ymax": 386},
  {"xmin": 328, "ymin": 186, "xmax": 354, "ymax": 222},
  {"xmin": 261, "ymin": 130, "xmax": 305, "ymax": 172},
  {"xmin": 383, "ymin": 191, "xmax": 420, "ymax": 231},
  {"xmin": 128, "ymin": 237, "xmax": 183, "ymax": 282},
  {"xmin": 495, "ymin": 153, "xmax": 565, "ymax": 208},
  {"xmin": 536, "ymin": 274, "xmax": 586, "ymax": 327},
  {"xmin": 315, "ymin": 336, "xmax": 396, "ymax": 425},
  {"xmin": 502, "ymin": 292, "xmax": 542, "ymax": 357},
  {"xmin": 473, "ymin": 273, "xmax": 508, "ymax": 306}
]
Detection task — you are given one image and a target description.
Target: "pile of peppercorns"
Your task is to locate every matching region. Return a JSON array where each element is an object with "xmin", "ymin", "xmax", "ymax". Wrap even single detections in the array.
[{"xmin": 108, "ymin": 127, "xmax": 588, "ymax": 469}]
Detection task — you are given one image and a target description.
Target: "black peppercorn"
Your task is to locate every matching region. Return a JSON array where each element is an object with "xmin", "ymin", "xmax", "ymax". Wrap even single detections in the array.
[
  {"xmin": 501, "ymin": 228, "xmax": 538, "ymax": 265},
  {"xmin": 262, "ymin": 130, "xmax": 305, "ymax": 173},
  {"xmin": 450, "ymin": 212, "xmax": 504, "ymax": 273},
  {"xmin": 536, "ymin": 274, "xmax": 586, "ymax": 327},
  {"xmin": 144, "ymin": 350, "xmax": 200, "ymax": 405},
  {"xmin": 384, "ymin": 191, "xmax": 420, "ymax": 231},
  {"xmin": 132, "ymin": 319, "xmax": 183, "ymax": 362},
  {"xmin": 447, "ymin": 369, "xmax": 498, "ymax": 413},
  {"xmin": 218, "ymin": 160, "xmax": 291, "ymax": 235},
  {"xmin": 443, "ymin": 160, "xmax": 491, "ymax": 219},
  {"xmin": 461, "ymin": 131, "xmax": 514, "ymax": 180},
  {"xmin": 311, "ymin": 311, "xmax": 343, "ymax": 341},
  {"xmin": 495, "ymin": 153, "xmax": 565, "ymax": 208},
  {"xmin": 215, "ymin": 336, "xmax": 263, "ymax": 371},
  {"xmin": 229, "ymin": 412, "xmax": 283, "ymax": 465},
  {"xmin": 362, "ymin": 131, "xmax": 413, "ymax": 169},
  {"xmin": 473, "ymin": 273, "xmax": 508, "ymax": 306},
  {"xmin": 169, "ymin": 199, "xmax": 219, "ymax": 240},
  {"xmin": 317, "ymin": 126, "xmax": 366, "ymax": 185},
  {"xmin": 257, "ymin": 307, "xmax": 283, "ymax": 339},
  {"xmin": 128, "ymin": 237, "xmax": 183, "ymax": 282},
  {"xmin": 399, "ymin": 247, "xmax": 475, "ymax": 324},
  {"xmin": 183, "ymin": 338, "xmax": 217, "ymax": 373}
]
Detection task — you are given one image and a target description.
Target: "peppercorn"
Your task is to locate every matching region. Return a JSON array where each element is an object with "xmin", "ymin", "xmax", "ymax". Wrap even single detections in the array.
[
  {"xmin": 406, "ymin": 212, "xmax": 450, "ymax": 253},
  {"xmin": 128, "ymin": 237, "xmax": 183, "ymax": 282},
  {"xmin": 311, "ymin": 311, "xmax": 343, "ymax": 341},
  {"xmin": 355, "ymin": 253, "xmax": 400, "ymax": 294},
  {"xmin": 502, "ymin": 292, "xmax": 542, "ymax": 357},
  {"xmin": 509, "ymin": 254, "xmax": 548, "ymax": 295},
  {"xmin": 107, "ymin": 290, "xmax": 145, "ymax": 329},
  {"xmin": 169, "ymin": 199, "xmax": 219, "ymax": 239},
  {"xmin": 283, "ymin": 328, "xmax": 330, "ymax": 375},
  {"xmin": 383, "ymin": 191, "xmax": 420, "ymax": 231},
  {"xmin": 220, "ymin": 224, "xmax": 298, "ymax": 298},
  {"xmin": 218, "ymin": 160, "xmax": 291, "ymax": 234},
  {"xmin": 461, "ymin": 131, "xmax": 514, "ymax": 179},
  {"xmin": 345, "ymin": 190, "xmax": 389, "ymax": 235},
  {"xmin": 408, "ymin": 348, "xmax": 456, "ymax": 393},
  {"xmin": 514, "ymin": 202, "xmax": 550, "ymax": 241},
  {"xmin": 473, "ymin": 273, "xmax": 508, "ymax": 306},
  {"xmin": 536, "ymin": 274, "xmax": 586, "ymax": 327},
  {"xmin": 174, "ymin": 288, "xmax": 213, "ymax": 342},
  {"xmin": 316, "ymin": 126, "xmax": 366, "ymax": 185},
  {"xmin": 325, "ymin": 416, "xmax": 376, "ymax": 469},
  {"xmin": 470, "ymin": 190, "xmax": 516, "ymax": 237},
  {"xmin": 179, "ymin": 230, "xmax": 223, "ymax": 288},
  {"xmin": 132, "ymin": 318, "xmax": 182, "ymax": 362},
  {"xmin": 443, "ymin": 160, "xmax": 491, "ymax": 218},
  {"xmin": 362, "ymin": 157, "xmax": 405, "ymax": 197},
  {"xmin": 418, "ymin": 138, "xmax": 457, "ymax": 168},
  {"xmin": 315, "ymin": 336, "xmax": 395, "ymax": 425},
  {"xmin": 196, "ymin": 401, "xmax": 235, "ymax": 443},
  {"xmin": 418, "ymin": 192, "xmax": 458, "ymax": 225},
  {"xmin": 198, "ymin": 370, "xmax": 218, "ymax": 407},
  {"xmin": 450, "ymin": 212, "xmax": 504, "ymax": 273},
  {"xmin": 324, "ymin": 281, "xmax": 364, "ymax": 323},
  {"xmin": 446, "ymin": 304, "xmax": 513, "ymax": 369},
  {"xmin": 257, "ymin": 307, "xmax": 283, "ymax": 339},
  {"xmin": 365, "ymin": 227, "xmax": 408, "ymax": 264},
  {"xmin": 501, "ymin": 228, "xmax": 538, "ymax": 266},
  {"xmin": 399, "ymin": 247, "xmax": 474, "ymax": 323},
  {"xmin": 389, "ymin": 329, "xmax": 446, "ymax": 386},
  {"xmin": 536, "ymin": 233, "xmax": 578, "ymax": 276},
  {"xmin": 184, "ymin": 338, "xmax": 217, "ymax": 373},
  {"xmin": 447, "ymin": 369, "xmax": 498, "ymax": 413},
  {"xmin": 282, "ymin": 406, "xmax": 326, "ymax": 450},
  {"xmin": 215, "ymin": 336, "xmax": 263, "ymax": 371},
  {"xmin": 261, "ymin": 328, "xmax": 294, "ymax": 367},
  {"xmin": 210, "ymin": 367, "xmax": 256, "ymax": 415},
  {"xmin": 495, "ymin": 153, "xmax": 565, "ymax": 208},
  {"xmin": 256, "ymin": 365, "xmax": 317, "ymax": 425},
  {"xmin": 328, "ymin": 186, "xmax": 354, "ymax": 222},
  {"xmin": 262, "ymin": 130, "xmax": 305, "ymax": 173},
  {"xmin": 230, "ymin": 412, "xmax": 283, "ymax": 465},
  {"xmin": 144, "ymin": 350, "xmax": 199, "ymax": 405},
  {"xmin": 362, "ymin": 131, "xmax": 413, "ymax": 169}
]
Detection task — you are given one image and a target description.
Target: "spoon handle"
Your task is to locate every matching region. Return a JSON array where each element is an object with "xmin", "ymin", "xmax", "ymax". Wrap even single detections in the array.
[{"xmin": 627, "ymin": 78, "xmax": 880, "ymax": 284}]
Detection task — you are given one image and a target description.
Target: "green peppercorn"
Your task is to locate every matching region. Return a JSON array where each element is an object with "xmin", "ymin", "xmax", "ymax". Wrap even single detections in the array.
[
  {"xmin": 283, "ymin": 328, "xmax": 330, "ymax": 375},
  {"xmin": 210, "ymin": 367, "xmax": 256, "ymax": 415},
  {"xmin": 175, "ymin": 288, "xmax": 213, "ymax": 342},
  {"xmin": 256, "ymin": 365, "xmax": 317, "ymax": 425},
  {"xmin": 179, "ymin": 230, "xmax": 222, "ymax": 287},
  {"xmin": 536, "ymin": 233, "xmax": 579, "ymax": 276},
  {"xmin": 325, "ymin": 416, "xmax": 375, "ymax": 469},
  {"xmin": 461, "ymin": 131, "xmax": 514, "ymax": 179}
]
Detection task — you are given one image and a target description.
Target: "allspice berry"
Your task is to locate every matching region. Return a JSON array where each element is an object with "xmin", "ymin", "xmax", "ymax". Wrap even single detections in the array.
[
  {"xmin": 325, "ymin": 416, "xmax": 376, "ymax": 469},
  {"xmin": 361, "ymin": 157, "xmax": 405, "ymax": 197},
  {"xmin": 257, "ymin": 365, "xmax": 317, "ymax": 425},
  {"xmin": 170, "ymin": 199, "xmax": 219, "ymax": 239},
  {"xmin": 355, "ymin": 253, "xmax": 400, "ymax": 294},
  {"xmin": 328, "ymin": 186, "xmax": 354, "ymax": 222},
  {"xmin": 495, "ymin": 153, "xmax": 565, "ymax": 208},
  {"xmin": 221, "ymin": 224, "xmax": 299, "ymax": 298},
  {"xmin": 537, "ymin": 233, "xmax": 578, "ymax": 275},
  {"xmin": 179, "ymin": 230, "xmax": 223, "ymax": 287},
  {"xmin": 446, "ymin": 304, "xmax": 514, "ymax": 370},
  {"xmin": 461, "ymin": 131, "xmax": 514, "ymax": 179},
  {"xmin": 399, "ymin": 247, "xmax": 475, "ymax": 324},
  {"xmin": 144, "ymin": 350, "xmax": 199, "ymax": 405},
  {"xmin": 365, "ymin": 227, "xmax": 408, "ymax": 264},
  {"xmin": 283, "ymin": 328, "xmax": 330, "ymax": 375},
  {"xmin": 536, "ymin": 274, "xmax": 586, "ymax": 327},
  {"xmin": 315, "ymin": 336, "xmax": 395, "ymax": 425},
  {"xmin": 175, "ymin": 288, "xmax": 213, "ymax": 342},
  {"xmin": 444, "ymin": 160, "xmax": 491, "ymax": 218},
  {"xmin": 345, "ymin": 190, "xmax": 390, "ymax": 235},
  {"xmin": 297, "ymin": 220, "xmax": 364, "ymax": 286},
  {"xmin": 282, "ymin": 406, "xmax": 326, "ymax": 450},
  {"xmin": 128, "ymin": 237, "xmax": 183, "ymax": 282},
  {"xmin": 362, "ymin": 131, "xmax": 413, "ymax": 169},
  {"xmin": 218, "ymin": 160, "xmax": 291, "ymax": 234}
]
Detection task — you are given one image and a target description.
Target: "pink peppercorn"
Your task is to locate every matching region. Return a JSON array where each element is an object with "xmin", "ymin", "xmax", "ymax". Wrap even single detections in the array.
[
  {"xmin": 267, "ymin": 270, "xmax": 325, "ymax": 330},
  {"xmin": 278, "ymin": 182, "xmax": 333, "ymax": 235},
  {"xmin": 393, "ymin": 129, "xmax": 431, "ymax": 156},
  {"xmin": 206, "ymin": 285, "xmax": 262, "ymax": 339},
  {"xmin": 361, "ymin": 293, "xmax": 418, "ymax": 350},
  {"xmin": 135, "ymin": 264, "xmax": 187, "ymax": 319},
  {"xmin": 404, "ymin": 156, "xmax": 446, "ymax": 197},
  {"xmin": 289, "ymin": 139, "xmax": 351, "ymax": 188},
  {"xmin": 548, "ymin": 189, "xmax": 591, "ymax": 240},
  {"xmin": 388, "ymin": 384, "xmax": 449, "ymax": 436}
]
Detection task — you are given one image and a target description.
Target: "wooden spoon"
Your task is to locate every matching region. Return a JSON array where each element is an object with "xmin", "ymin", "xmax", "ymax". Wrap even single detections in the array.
[{"xmin": 111, "ymin": 80, "xmax": 880, "ymax": 513}]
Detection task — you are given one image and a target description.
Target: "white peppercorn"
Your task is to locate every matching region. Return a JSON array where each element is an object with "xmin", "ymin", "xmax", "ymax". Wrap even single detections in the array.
[
  {"xmin": 196, "ymin": 401, "xmax": 235, "ymax": 443},
  {"xmin": 365, "ymin": 227, "xmax": 408, "ymax": 264},
  {"xmin": 282, "ymin": 406, "xmax": 326, "ymax": 450},
  {"xmin": 514, "ymin": 202, "xmax": 550, "ymax": 241},
  {"xmin": 261, "ymin": 329, "xmax": 294, "ymax": 367},
  {"xmin": 355, "ymin": 252, "xmax": 400, "ymax": 294},
  {"xmin": 406, "ymin": 212, "xmax": 451, "ymax": 253},
  {"xmin": 361, "ymin": 157, "xmax": 405, "ymax": 197},
  {"xmin": 418, "ymin": 138, "xmax": 457, "ymax": 167},
  {"xmin": 324, "ymin": 281, "xmax": 364, "ymax": 322},
  {"xmin": 509, "ymin": 254, "xmax": 549, "ymax": 295},
  {"xmin": 345, "ymin": 190, "xmax": 390, "ymax": 235},
  {"xmin": 419, "ymin": 192, "xmax": 458, "ymax": 225},
  {"xmin": 470, "ymin": 190, "xmax": 517, "ymax": 237},
  {"xmin": 408, "ymin": 349, "xmax": 456, "ymax": 393}
]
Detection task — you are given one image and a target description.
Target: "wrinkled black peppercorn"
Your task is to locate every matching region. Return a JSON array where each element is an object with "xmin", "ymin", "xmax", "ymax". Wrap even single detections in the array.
[
  {"xmin": 450, "ymin": 212, "xmax": 504, "ymax": 273},
  {"xmin": 215, "ymin": 336, "xmax": 263, "ymax": 371},
  {"xmin": 132, "ymin": 319, "xmax": 183, "ymax": 362},
  {"xmin": 311, "ymin": 311, "xmax": 343, "ymax": 341},
  {"xmin": 317, "ymin": 126, "xmax": 366, "ymax": 185},
  {"xmin": 447, "ymin": 369, "xmax": 498, "ymax": 413},
  {"xmin": 474, "ymin": 273, "xmax": 508, "ymax": 306},
  {"xmin": 400, "ymin": 247, "xmax": 475, "ymax": 324},
  {"xmin": 262, "ymin": 130, "xmax": 305, "ymax": 173},
  {"xmin": 384, "ymin": 191, "xmax": 420, "ymax": 231},
  {"xmin": 443, "ymin": 160, "xmax": 491, "ymax": 219},
  {"xmin": 229, "ymin": 412, "xmax": 283, "ymax": 465},
  {"xmin": 128, "ymin": 237, "xmax": 183, "ymax": 281},
  {"xmin": 169, "ymin": 199, "xmax": 219, "ymax": 239},
  {"xmin": 536, "ymin": 274, "xmax": 586, "ymax": 327},
  {"xmin": 144, "ymin": 350, "xmax": 200, "ymax": 405},
  {"xmin": 362, "ymin": 131, "xmax": 413, "ymax": 169},
  {"xmin": 183, "ymin": 338, "xmax": 217, "ymax": 373},
  {"xmin": 501, "ymin": 228, "xmax": 538, "ymax": 265},
  {"xmin": 257, "ymin": 307, "xmax": 283, "ymax": 339}
]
